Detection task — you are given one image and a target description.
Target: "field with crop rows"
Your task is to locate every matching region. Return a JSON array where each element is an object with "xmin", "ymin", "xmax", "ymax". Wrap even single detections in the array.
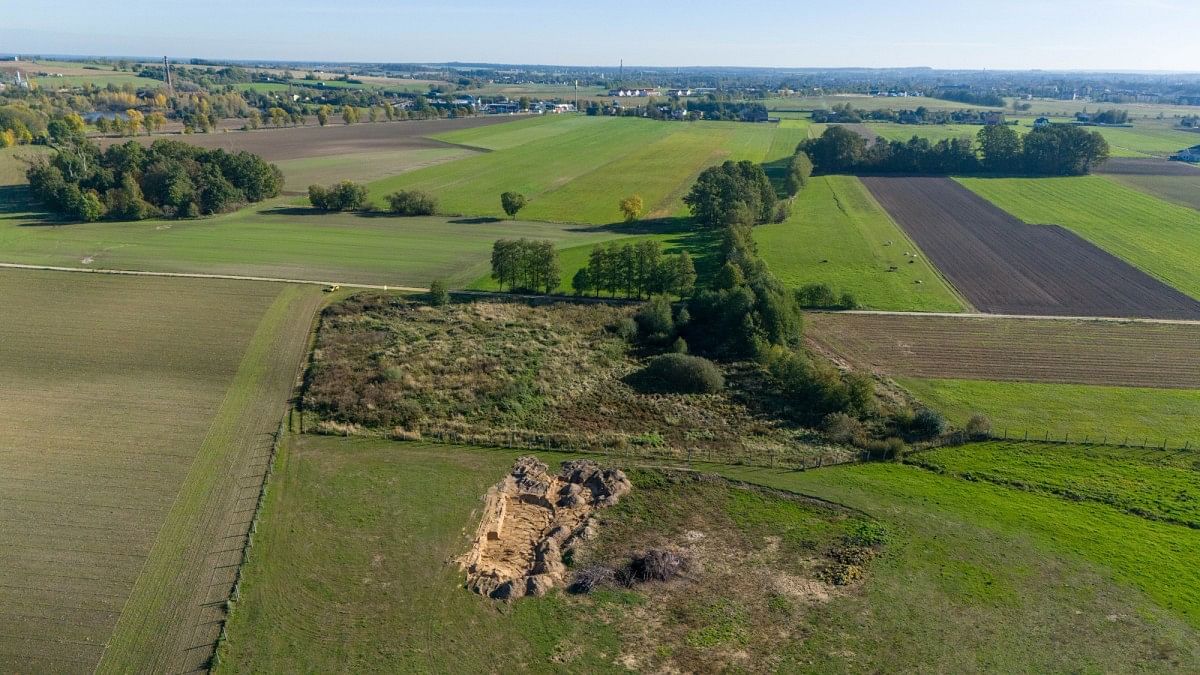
[
  {"xmin": 754, "ymin": 176, "xmax": 964, "ymax": 311},
  {"xmin": 866, "ymin": 176, "xmax": 1200, "ymax": 318},
  {"xmin": 0, "ymin": 270, "xmax": 322, "ymax": 672},
  {"xmin": 961, "ymin": 175, "xmax": 1200, "ymax": 302},
  {"xmin": 806, "ymin": 313, "xmax": 1200, "ymax": 388}
]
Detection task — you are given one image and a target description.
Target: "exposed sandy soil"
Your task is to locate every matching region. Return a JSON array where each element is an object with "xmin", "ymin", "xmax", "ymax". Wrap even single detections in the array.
[
  {"xmin": 95, "ymin": 116, "xmax": 517, "ymax": 161},
  {"xmin": 861, "ymin": 176, "xmax": 1200, "ymax": 319},
  {"xmin": 807, "ymin": 312, "xmax": 1200, "ymax": 388},
  {"xmin": 459, "ymin": 457, "xmax": 630, "ymax": 600}
]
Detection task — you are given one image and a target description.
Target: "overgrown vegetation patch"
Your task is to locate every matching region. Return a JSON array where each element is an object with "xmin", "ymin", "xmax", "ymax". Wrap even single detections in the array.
[{"xmin": 303, "ymin": 293, "xmax": 852, "ymax": 465}]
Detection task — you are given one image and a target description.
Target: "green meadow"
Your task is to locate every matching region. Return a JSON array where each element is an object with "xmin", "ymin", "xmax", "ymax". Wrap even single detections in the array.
[
  {"xmin": 218, "ymin": 436, "xmax": 1200, "ymax": 672},
  {"xmin": 960, "ymin": 175, "xmax": 1200, "ymax": 300},
  {"xmin": 369, "ymin": 115, "xmax": 796, "ymax": 224},
  {"xmin": 754, "ymin": 176, "xmax": 964, "ymax": 311},
  {"xmin": 898, "ymin": 377, "xmax": 1200, "ymax": 445},
  {"xmin": 0, "ymin": 201, "xmax": 618, "ymax": 287}
]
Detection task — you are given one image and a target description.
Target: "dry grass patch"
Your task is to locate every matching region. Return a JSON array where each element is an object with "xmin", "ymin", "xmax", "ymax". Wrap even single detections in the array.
[{"xmin": 303, "ymin": 293, "xmax": 849, "ymax": 466}]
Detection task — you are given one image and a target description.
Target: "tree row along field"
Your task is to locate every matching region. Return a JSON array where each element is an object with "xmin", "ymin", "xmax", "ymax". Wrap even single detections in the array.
[
  {"xmin": 961, "ymin": 176, "xmax": 1200, "ymax": 303},
  {"xmin": 0, "ymin": 270, "xmax": 322, "ymax": 672},
  {"xmin": 862, "ymin": 176, "xmax": 1200, "ymax": 319},
  {"xmin": 806, "ymin": 313, "xmax": 1200, "ymax": 388}
]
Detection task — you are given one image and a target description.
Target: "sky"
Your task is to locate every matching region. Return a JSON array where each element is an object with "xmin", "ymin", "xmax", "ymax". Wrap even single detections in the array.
[{"xmin": 5, "ymin": 0, "xmax": 1199, "ymax": 72}]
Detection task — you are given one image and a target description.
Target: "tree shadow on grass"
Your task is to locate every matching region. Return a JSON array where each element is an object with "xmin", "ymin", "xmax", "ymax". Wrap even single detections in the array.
[{"xmin": 2, "ymin": 186, "xmax": 68, "ymax": 226}]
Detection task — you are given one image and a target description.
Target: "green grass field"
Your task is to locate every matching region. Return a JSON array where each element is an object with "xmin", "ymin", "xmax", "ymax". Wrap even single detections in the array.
[
  {"xmin": 898, "ymin": 377, "xmax": 1200, "ymax": 445},
  {"xmin": 0, "ymin": 200, "xmax": 622, "ymax": 287},
  {"xmin": 908, "ymin": 442, "xmax": 1200, "ymax": 528},
  {"xmin": 0, "ymin": 269, "xmax": 322, "ymax": 672},
  {"xmin": 753, "ymin": 176, "xmax": 965, "ymax": 311},
  {"xmin": 865, "ymin": 122, "xmax": 985, "ymax": 144},
  {"xmin": 274, "ymin": 147, "xmax": 473, "ymax": 192},
  {"xmin": 370, "ymin": 115, "xmax": 792, "ymax": 224},
  {"xmin": 1089, "ymin": 123, "xmax": 1200, "ymax": 158},
  {"xmin": 764, "ymin": 95, "xmax": 1001, "ymax": 112},
  {"xmin": 960, "ymin": 175, "xmax": 1200, "ymax": 301},
  {"xmin": 218, "ymin": 436, "xmax": 1200, "ymax": 672}
]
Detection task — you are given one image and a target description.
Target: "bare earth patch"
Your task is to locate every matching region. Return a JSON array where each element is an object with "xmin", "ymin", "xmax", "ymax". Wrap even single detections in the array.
[{"xmin": 459, "ymin": 456, "xmax": 631, "ymax": 599}]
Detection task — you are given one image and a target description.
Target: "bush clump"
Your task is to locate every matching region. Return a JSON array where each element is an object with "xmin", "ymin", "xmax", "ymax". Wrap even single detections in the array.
[
  {"xmin": 909, "ymin": 408, "xmax": 946, "ymax": 439},
  {"xmin": 309, "ymin": 180, "xmax": 368, "ymax": 211},
  {"xmin": 428, "ymin": 279, "xmax": 449, "ymax": 306},
  {"xmin": 796, "ymin": 283, "xmax": 856, "ymax": 309},
  {"xmin": 636, "ymin": 354, "xmax": 725, "ymax": 394},
  {"xmin": 965, "ymin": 413, "xmax": 992, "ymax": 439},
  {"xmin": 387, "ymin": 189, "xmax": 437, "ymax": 216}
]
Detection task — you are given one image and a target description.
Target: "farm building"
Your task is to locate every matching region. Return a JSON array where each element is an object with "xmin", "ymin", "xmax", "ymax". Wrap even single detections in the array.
[
  {"xmin": 1171, "ymin": 145, "xmax": 1200, "ymax": 162},
  {"xmin": 483, "ymin": 101, "xmax": 520, "ymax": 114}
]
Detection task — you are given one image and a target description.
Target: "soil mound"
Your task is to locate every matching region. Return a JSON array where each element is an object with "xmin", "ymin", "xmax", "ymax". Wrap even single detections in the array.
[{"xmin": 460, "ymin": 457, "xmax": 631, "ymax": 599}]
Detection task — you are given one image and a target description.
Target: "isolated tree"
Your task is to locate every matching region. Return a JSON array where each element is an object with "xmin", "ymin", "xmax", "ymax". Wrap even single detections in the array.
[
  {"xmin": 317, "ymin": 105, "xmax": 332, "ymax": 126},
  {"xmin": 146, "ymin": 112, "xmax": 167, "ymax": 133},
  {"xmin": 619, "ymin": 194, "xmax": 644, "ymax": 222},
  {"xmin": 341, "ymin": 105, "xmax": 359, "ymax": 125},
  {"xmin": 519, "ymin": 96, "xmax": 531, "ymax": 112},
  {"xmin": 500, "ymin": 191, "xmax": 527, "ymax": 219}
]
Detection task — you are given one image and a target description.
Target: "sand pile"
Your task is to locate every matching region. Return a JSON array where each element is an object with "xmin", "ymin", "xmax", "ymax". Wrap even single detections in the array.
[{"xmin": 459, "ymin": 456, "xmax": 631, "ymax": 599}]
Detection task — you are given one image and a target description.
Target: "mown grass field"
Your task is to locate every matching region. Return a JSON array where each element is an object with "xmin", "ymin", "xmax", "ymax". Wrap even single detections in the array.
[
  {"xmin": 370, "ymin": 115, "xmax": 796, "ymax": 224},
  {"xmin": 898, "ymin": 377, "xmax": 1200, "ymax": 445},
  {"xmin": 1089, "ymin": 122, "xmax": 1200, "ymax": 158},
  {"xmin": 960, "ymin": 175, "xmax": 1200, "ymax": 301},
  {"xmin": 0, "ymin": 270, "xmax": 323, "ymax": 672},
  {"xmin": 218, "ymin": 436, "xmax": 1200, "ymax": 672},
  {"xmin": 865, "ymin": 122, "xmax": 984, "ymax": 144},
  {"xmin": 754, "ymin": 176, "xmax": 964, "ymax": 311}
]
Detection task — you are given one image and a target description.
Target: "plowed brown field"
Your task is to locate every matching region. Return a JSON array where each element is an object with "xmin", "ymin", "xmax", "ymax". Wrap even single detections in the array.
[
  {"xmin": 97, "ymin": 115, "xmax": 514, "ymax": 161},
  {"xmin": 807, "ymin": 312, "xmax": 1200, "ymax": 388},
  {"xmin": 861, "ymin": 176, "xmax": 1200, "ymax": 320}
]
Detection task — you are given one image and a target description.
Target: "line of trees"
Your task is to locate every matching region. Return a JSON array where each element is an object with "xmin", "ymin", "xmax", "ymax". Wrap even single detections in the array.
[
  {"xmin": 573, "ymin": 240, "xmax": 696, "ymax": 299},
  {"xmin": 490, "ymin": 239, "xmax": 561, "ymax": 293},
  {"xmin": 27, "ymin": 131, "xmax": 282, "ymax": 222},
  {"xmin": 308, "ymin": 181, "xmax": 368, "ymax": 211},
  {"xmin": 801, "ymin": 123, "xmax": 1110, "ymax": 176}
]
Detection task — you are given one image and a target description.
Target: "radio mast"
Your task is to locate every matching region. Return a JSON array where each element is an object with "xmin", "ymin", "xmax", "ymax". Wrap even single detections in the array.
[{"xmin": 163, "ymin": 56, "xmax": 174, "ymax": 96}]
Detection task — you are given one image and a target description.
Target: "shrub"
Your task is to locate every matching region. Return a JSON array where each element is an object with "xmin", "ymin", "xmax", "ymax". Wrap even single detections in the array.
[
  {"xmin": 637, "ymin": 354, "xmax": 725, "ymax": 394},
  {"xmin": 620, "ymin": 549, "xmax": 690, "ymax": 585},
  {"xmin": 387, "ymin": 189, "xmax": 437, "ymax": 216},
  {"xmin": 910, "ymin": 408, "xmax": 946, "ymax": 439},
  {"xmin": 428, "ymin": 279, "xmax": 449, "ymax": 306},
  {"xmin": 771, "ymin": 200, "xmax": 792, "ymax": 223},
  {"xmin": 965, "ymin": 413, "xmax": 992, "ymax": 439},
  {"xmin": 612, "ymin": 317, "xmax": 638, "ymax": 341},
  {"xmin": 823, "ymin": 412, "xmax": 866, "ymax": 446},
  {"xmin": 634, "ymin": 296, "xmax": 675, "ymax": 342},
  {"xmin": 309, "ymin": 180, "xmax": 368, "ymax": 211},
  {"xmin": 864, "ymin": 436, "xmax": 906, "ymax": 460},
  {"xmin": 796, "ymin": 283, "xmax": 838, "ymax": 308},
  {"xmin": 670, "ymin": 337, "xmax": 688, "ymax": 354}
]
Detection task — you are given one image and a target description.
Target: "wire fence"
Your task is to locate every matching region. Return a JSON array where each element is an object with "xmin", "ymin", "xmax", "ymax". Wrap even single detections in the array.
[{"xmin": 922, "ymin": 428, "xmax": 1198, "ymax": 452}]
